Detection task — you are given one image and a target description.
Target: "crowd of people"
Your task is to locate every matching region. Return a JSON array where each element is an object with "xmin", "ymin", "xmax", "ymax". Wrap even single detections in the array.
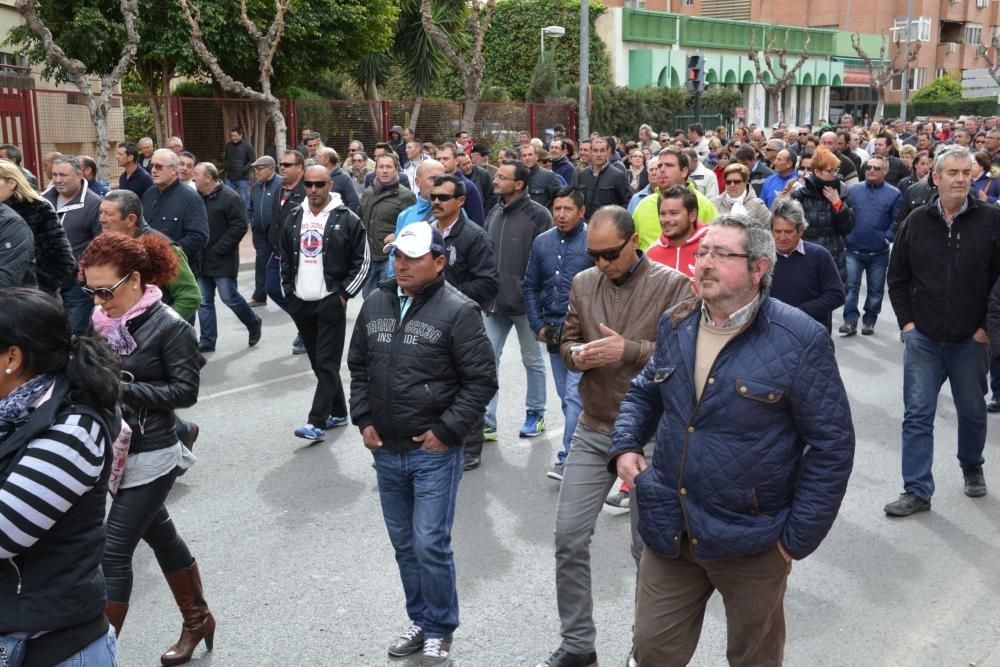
[{"xmin": 0, "ymin": 109, "xmax": 997, "ymax": 666}]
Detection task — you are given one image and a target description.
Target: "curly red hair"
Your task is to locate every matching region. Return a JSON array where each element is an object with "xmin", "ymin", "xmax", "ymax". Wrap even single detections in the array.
[{"xmin": 80, "ymin": 232, "xmax": 179, "ymax": 287}]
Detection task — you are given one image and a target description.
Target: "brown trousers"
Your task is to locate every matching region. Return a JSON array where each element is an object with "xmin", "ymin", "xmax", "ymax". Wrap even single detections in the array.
[{"xmin": 634, "ymin": 535, "xmax": 791, "ymax": 666}]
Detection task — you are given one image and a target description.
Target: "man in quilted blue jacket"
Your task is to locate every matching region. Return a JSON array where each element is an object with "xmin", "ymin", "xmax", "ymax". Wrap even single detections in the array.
[{"xmin": 609, "ymin": 214, "xmax": 855, "ymax": 666}]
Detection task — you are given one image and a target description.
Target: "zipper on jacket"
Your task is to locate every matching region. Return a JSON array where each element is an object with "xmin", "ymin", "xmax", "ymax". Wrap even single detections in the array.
[
  {"xmin": 945, "ymin": 224, "xmax": 953, "ymax": 341},
  {"xmin": 8, "ymin": 558, "xmax": 21, "ymax": 595}
]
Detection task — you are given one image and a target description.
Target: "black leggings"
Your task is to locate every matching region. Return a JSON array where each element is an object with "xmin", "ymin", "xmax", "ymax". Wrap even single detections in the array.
[{"xmin": 102, "ymin": 471, "xmax": 193, "ymax": 603}]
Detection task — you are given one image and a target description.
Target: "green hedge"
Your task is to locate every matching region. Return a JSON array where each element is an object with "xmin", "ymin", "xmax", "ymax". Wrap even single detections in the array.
[
  {"xmin": 591, "ymin": 85, "xmax": 737, "ymax": 137},
  {"xmin": 883, "ymin": 99, "xmax": 998, "ymax": 121}
]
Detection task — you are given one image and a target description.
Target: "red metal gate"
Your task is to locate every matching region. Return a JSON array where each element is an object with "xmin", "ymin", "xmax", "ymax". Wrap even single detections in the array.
[{"xmin": 0, "ymin": 66, "xmax": 41, "ymax": 177}]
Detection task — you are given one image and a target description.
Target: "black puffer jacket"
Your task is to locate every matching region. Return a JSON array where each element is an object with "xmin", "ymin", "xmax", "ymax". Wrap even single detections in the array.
[
  {"xmin": 440, "ymin": 213, "xmax": 498, "ymax": 308},
  {"xmin": 119, "ymin": 301, "xmax": 201, "ymax": 454},
  {"xmin": 200, "ymin": 183, "xmax": 248, "ymax": 278},
  {"xmin": 5, "ymin": 196, "xmax": 74, "ymax": 293},
  {"xmin": 897, "ymin": 175, "xmax": 936, "ymax": 227},
  {"xmin": 0, "ymin": 202, "xmax": 35, "ymax": 288},
  {"xmin": 792, "ymin": 175, "xmax": 855, "ymax": 282},
  {"xmin": 348, "ymin": 276, "xmax": 498, "ymax": 452}
]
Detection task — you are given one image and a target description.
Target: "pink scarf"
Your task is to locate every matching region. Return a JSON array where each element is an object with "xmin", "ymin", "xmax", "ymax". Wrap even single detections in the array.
[{"xmin": 91, "ymin": 284, "xmax": 163, "ymax": 356}]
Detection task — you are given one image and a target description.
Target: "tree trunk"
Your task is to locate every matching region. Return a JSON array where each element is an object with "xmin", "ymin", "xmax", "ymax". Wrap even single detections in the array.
[
  {"xmin": 142, "ymin": 81, "xmax": 165, "ymax": 146},
  {"xmin": 461, "ymin": 82, "xmax": 479, "ymax": 133},
  {"xmin": 874, "ymin": 91, "xmax": 885, "ymax": 122},
  {"xmin": 87, "ymin": 98, "xmax": 111, "ymax": 182},
  {"xmin": 365, "ymin": 78, "xmax": 383, "ymax": 140},
  {"xmin": 269, "ymin": 97, "xmax": 287, "ymax": 156},
  {"xmin": 409, "ymin": 98, "xmax": 423, "ymax": 133}
]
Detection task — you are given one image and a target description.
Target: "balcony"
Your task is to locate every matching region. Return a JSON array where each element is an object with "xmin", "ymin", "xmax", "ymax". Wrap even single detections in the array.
[
  {"xmin": 622, "ymin": 9, "xmax": 679, "ymax": 45},
  {"xmin": 936, "ymin": 41, "xmax": 983, "ymax": 71}
]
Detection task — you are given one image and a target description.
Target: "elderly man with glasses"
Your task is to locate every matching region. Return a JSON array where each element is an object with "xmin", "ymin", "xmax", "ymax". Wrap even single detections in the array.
[{"xmin": 141, "ymin": 148, "xmax": 209, "ymax": 278}]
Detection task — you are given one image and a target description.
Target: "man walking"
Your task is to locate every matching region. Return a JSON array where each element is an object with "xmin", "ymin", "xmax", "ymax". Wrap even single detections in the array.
[
  {"xmin": 535, "ymin": 205, "xmax": 692, "ymax": 667},
  {"xmin": 223, "ymin": 127, "xmax": 256, "ymax": 210},
  {"xmin": 523, "ymin": 186, "xmax": 594, "ymax": 481},
  {"xmin": 117, "ymin": 141, "xmax": 153, "ymax": 197},
  {"xmin": 348, "ymin": 222, "xmax": 497, "ymax": 667},
  {"xmin": 270, "ymin": 150, "xmax": 308, "ymax": 355},
  {"xmin": 279, "ymin": 165, "xmax": 370, "ymax": 441},
  {"xmin": 885, "ymin": 146, "xmax": 1000, "ymax": 515},
  {"xmin": 841, "ymin": 154, "xmax": 901, "ymax": 336},
  {"xmin": 519, "ymin": 143, "xmax": 563, "ymax": 210},
  {"xmin": 576, "ymin": 137, "xmax": 630, "ymax": 218},
  {"xmin": 247, "ymin": 156, "xmax": 283, "ymax": 308},
  {"xmin": 42, "ymin": 154, "xmax": 102, "ymax": 334},
  {"xmin": 610, "ymin": 215, "xmax": 855, "ymax": 665},
  {"xmin": 760, "ymin": 149, "xmax": 797, "ymax": 208},
  {"xmin": 192, "ymin": 162, "xmax": 262, "ymax": 352},
  {"xmin": 425, "ymin": 174, "xmax": 498, "ymax": 470},
  {"xmin": 141, "ymin": 149, "xmax": 209, "ymax": 277},
  {"xmin": 483, "ymin": 160, "xmax": 552, "ymax": 440}
]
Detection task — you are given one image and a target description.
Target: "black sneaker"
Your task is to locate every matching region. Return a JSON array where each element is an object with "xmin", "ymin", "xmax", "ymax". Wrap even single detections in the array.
[
  {"xmin": 838, "ymin": 323, "xmax": 857, "ymax": 336},
  {"xmin": 463, "ymin": 453, "xmax": 481, "ymax": 471},
  {"xmin": 248, "ymin": 317, "xmax": 262, "ymax": 347},
  {"xmin": 388, "ymin": 623, "xmax": 424, "ymax": 657},
  {"xmin": 963, "ymin": 466, "xmax": 987, "ymax": 498},
  {"xmin": 534, "ymin": 647, "xmax": 598, "ymax": 667},
  {"xmin": 884, "ymin": 492, "xmax": 931, "ymax": 516},
  {"xmin": 988, "ymin": 398, "xmax": 1000, "ymax": 413},
  {"xmin": 861, "ymin": 324, "xmax": 875, "ymax": 336}
]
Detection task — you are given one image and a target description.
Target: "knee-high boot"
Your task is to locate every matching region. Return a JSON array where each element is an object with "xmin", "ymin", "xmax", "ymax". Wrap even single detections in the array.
[{"xmin": 160, "ymin": 561, "xmax": 216, "ymax": 666}]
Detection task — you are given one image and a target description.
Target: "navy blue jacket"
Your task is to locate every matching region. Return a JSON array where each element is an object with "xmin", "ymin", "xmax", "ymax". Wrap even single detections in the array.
[
  {"xmin": 523, "ymin": 222, "xmax": 593, "ymax": 333},
  {"xmin": 609, "ymin": 296, "xmax": 855, "ymax": 560},
  {"xmin": 551, "ymin": 156, "xmax": 576, "ymax": 187},
  {"xmin": 330, "ymin": 166, "xmax": 361, "ymax": 214},
  {"xmin": 845, "ymin": 181, "xmax": 901, "ymax": 253},
  {"xmin": 142, "ymin": 179, "xmax": 209, "ymax": 274},
  {"xmin": 771, "ymin": 241, "xmax": 845, "ymax": 332},
  {"xmin": 249, "ymin": 173, "xmax": 283, "ymax": 234}
]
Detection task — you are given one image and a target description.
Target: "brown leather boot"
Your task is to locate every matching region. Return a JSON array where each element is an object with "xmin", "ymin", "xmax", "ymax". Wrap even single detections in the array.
[
  {"xmin": 104, "ymin": 601, "xmax": 128, "ymax": 636},
  {"xmin": 160, "ymin": 561, "xmax": 215, "ymax": 665}
]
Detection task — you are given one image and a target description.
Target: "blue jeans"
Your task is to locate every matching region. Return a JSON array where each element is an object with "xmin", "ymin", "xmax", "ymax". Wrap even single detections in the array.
[
  {"xmin": 196, "ymin": 276, "xmax": 260, "ymax": 348},
  {"xmin": 225, "ymin": 178, "xmax": 251, "ymax": 210},
  {"xmin": 483, "ymin": 313, "xmax": 547, "ymax": 429},
  {"xmin": 363, "ymin": 259, "xmax": 388, "ymax": 298},
  {"xmin": 901, "ymin": 328, "xmax": 989, "ymax": 499},
  {"xmin": 549, "ymin": 351, "xmax": 582, "ymax": 463},
  {"xmin": 265, "ymin": 254, "xmax": 288, "ymax": 312},
  {"xmin": 373, "ymin": 446, "xmax": 464, "ymax": 638},
  {"xmin": 61, "ymin": 283, "xmax": 94, "ymax": 336},
  {"xmin": 844, "ymin": 249, "xmax": 889, "ymax": 326},
  {"xmin": 53, "ymin": 626, "xmax": 119, "ymax": 666}
]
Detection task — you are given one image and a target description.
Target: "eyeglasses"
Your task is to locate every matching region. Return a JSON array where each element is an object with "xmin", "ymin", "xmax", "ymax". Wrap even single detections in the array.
[
  {"xmin": 279, "ymin": 161, "xmax": 298, "ymax": 168},
  {"xmin": 303, "ymin": 180, "xmax": 329, "ymax": 189},
  {"xmin": 494, "ymin": 173, "xmax": 514, "ymax": 181},
  {"xmin": 693, "ymin": 248, "xmax": 750, "ymax": 262},
  {"xmin": 429, "ymin": 193, "xmax": 459, "ymax": 202},
  {"xmin": 586, "ymin": 238, "xmax": 630, "ymax": 262},
  {"xmin": 864, "ymin": 165, "xmax": 883, "ymax": 172},
  {"xmin": 82, "ymin": 273, "xmax": 130, "ymax": 301},
  {"xmin": 149, "ymin": 163, "xmax": 168, "ymax": 171},
  {"xmin": 725, "ymin": 179, "xmax": 745, "ymax": 186}
]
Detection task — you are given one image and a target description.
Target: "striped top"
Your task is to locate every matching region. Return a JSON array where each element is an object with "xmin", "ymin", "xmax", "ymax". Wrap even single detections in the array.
[{"xmin": 0, "ymin": 413, "xmax": 107, "ymax": 559}]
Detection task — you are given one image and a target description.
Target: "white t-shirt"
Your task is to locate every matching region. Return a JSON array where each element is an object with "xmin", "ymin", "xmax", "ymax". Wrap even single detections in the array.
[{"xmin": 295, "ymin": 194, "xmax": 343, "ymax": 301}]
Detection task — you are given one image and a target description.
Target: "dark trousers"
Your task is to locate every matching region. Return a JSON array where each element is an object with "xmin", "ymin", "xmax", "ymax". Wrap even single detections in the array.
[
  {"xmin": 265, "ymin": 254, "xmax": 288, "ymax": 312},
  {"xmin": 287, "ymin": 293, "xmax": 348, "ymax": 425},
  {"xmin": 102, "ymin": 471, "xmax": 193, "ymax": 603},
  {"xmin": 251, "ymin": 228, "xmax": 271, "ymax": 302},
  {"xmin": 634, "ymin": 536, "xmax": 790, "ymax": 666}
]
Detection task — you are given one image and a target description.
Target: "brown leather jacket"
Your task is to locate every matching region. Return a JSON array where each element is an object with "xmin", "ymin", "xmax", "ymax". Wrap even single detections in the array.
[{"xmin": 560, "ymin": 254, "xmax": 694, "ymax": 433}]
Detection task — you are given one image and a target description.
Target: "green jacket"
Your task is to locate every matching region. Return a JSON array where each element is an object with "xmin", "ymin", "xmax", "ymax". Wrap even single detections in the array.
[
  {"xmin": 360, "ymin": 184, "xmax": 417, "ymax": 262},
  {"xmin": 135, "ymin": 223, "xmax": 200, "ymax": 320}
]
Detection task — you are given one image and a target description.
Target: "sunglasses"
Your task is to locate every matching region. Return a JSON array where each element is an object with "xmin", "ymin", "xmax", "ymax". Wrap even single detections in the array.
[
  {"xmin": 429, "ymin": 193, "xmax": 459, "ymax": 202},
  {"xmin": 82, "ymin": 273, "xmax": 130, "ymax": 301},
  {"xmin": 586, "ymin": 237, "xmax": 630, "ymax": 262},
  {"xmin": 864, "ymin": 165, "xmax": 883, "ymax": 172},
  {"xmin": 725, "ymin": 179, "xmax": 745, "ymax": 186},
  {"xmin": 279, "ymin": 161, "xmax": 298, "ymax": 168},
  {"xmin": 303, "ymin": 180, "xmax": 329, "ymax": 189}
]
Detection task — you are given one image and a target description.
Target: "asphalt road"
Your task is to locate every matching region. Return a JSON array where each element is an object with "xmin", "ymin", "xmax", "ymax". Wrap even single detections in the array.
[{"xmin": 117, "ymin": 270, "xmax": 1000, "ymax": 667}]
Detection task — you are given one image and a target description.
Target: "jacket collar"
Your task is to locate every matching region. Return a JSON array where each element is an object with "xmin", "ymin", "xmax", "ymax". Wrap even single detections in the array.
[
  {"xmin": 43, "ymin": 178, "xmax": 89, "ymax": 210},
  {"xmin": 658, "ymin": 222, "xmax": 707, "ymax": 249},
  {"xmin": 500, "ymin": 191, "xmax": 530, "ymax": 212},
  {"xmin": 559, "ymin": 221, "xmax": 587, "ymax": 240}
]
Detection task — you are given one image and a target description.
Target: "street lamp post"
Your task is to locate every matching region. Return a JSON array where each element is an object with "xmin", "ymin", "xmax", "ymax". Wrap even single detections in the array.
[{"xmin": 540, "ymin": 24, "xmax": 566, "ymax": 60}]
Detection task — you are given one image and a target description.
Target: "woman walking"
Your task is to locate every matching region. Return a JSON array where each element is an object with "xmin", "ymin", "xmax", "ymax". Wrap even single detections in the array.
[
  {"xmin": 0, "ymin": 288, "xmax": 120, "ymax": 665},
  {"xmin": 81, "ymin": 232, "xmax": 214, "ymax": 665}
]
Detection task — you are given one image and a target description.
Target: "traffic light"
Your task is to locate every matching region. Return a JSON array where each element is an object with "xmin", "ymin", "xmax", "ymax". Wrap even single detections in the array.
[{"xmin": 686, "ymin": 55, "xmax": 706, "ymax": 93}]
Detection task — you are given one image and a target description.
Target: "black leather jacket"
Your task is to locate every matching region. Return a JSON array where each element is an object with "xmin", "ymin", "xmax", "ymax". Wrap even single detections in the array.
[{"xmin": 119, "ymin": 301, "xmax": 201, "ymax": 453}]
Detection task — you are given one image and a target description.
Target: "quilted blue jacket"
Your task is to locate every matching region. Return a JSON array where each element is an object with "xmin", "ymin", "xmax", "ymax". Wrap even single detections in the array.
[
  {"xmin": 522, "ymin": 222, "xmax": 593, "ymax": 334},
  {"xmin": 609, "ymin": 295, "xmax": 855, "ymax": 560}
]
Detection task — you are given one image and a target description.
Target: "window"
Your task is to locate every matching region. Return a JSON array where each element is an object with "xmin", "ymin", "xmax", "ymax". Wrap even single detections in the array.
[
  {"xmin": 977, "ymin": 0, "xmax": 988, "ymax": 8},
  {"xmin": 891, "ymin": 67, "xmax": 925, "ymax": 91},
  {"xmin": 625, "ymin": 0, "xmax": 646, "ymax": 7},
  {"xmin": 892, "ymin": 16, "xmax": 931, "ymax": 42},
  {"xmin": 683, "ymin": 0, "xmax": 695, "ymax": 5},
  {"xmin": 966, "ymin": 24, "xmax": 983, "ymax": 45}
]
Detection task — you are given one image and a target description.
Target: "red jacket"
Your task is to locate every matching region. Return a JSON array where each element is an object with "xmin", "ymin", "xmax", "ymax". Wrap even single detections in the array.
[{"xmin": 645, "ymin": 223, "xmax": 708, "ymax": 279}]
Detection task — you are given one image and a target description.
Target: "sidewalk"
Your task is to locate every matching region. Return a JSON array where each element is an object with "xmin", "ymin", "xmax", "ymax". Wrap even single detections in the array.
[{"xmin": 238, "ymin": 228, "xmax": 256, "ymax": 270}]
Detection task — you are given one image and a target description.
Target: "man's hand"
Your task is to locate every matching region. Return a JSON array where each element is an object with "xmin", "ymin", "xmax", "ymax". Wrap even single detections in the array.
[
  {"xmin": 777, "ymin": 540, "xmax": 793, "ymax": 563},
  {"xmin": 362, "ymin": 425, "xmax": 383, "ymax": 450},
  {"xmin": 576, "ymin": 323, "xmax": 626, "ymax": 367},
  {"xmin": 973, "ymin": 327, "xmax": 990, "ymax": 344},
  {"xmin": 537, "ymin": 328, "xmax": 548, "ymax": 343},
  {"xmin": 383, "ymin": 233, "xmax": 395, "ymax": 244},
  {"xmin": 413, "ymin": 429, "xmax": 448, "ymax": 452},
  {"xmin": 978, "ymin": 188, "xmax": 989, "ymax": 202},
  {"xmin": 902, "ymin": 322, "xmax": 916, "ymax": 333},
  {"xmin": 615, "ymin": 452, "xmax": 647, "ymax": 486}
]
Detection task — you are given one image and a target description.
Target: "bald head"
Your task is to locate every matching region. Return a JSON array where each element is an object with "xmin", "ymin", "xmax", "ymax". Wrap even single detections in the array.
[{"xmin": 415, "ymin": 159, "xmax": 446, "ymax": 199}]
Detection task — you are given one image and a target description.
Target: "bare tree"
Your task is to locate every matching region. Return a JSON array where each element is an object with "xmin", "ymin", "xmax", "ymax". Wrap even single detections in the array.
[
  {"xmin": 420, "ymin": 0, "xmax": 496, "ymax": 132},
  {"xmin": 16, "ymin": 0, "xmax": 139, "ymax": 182},
  {"xmin": 748, "ymin": 31, "xmax": 811, "ymax": 126},
  {"xmin": 850, "ymin": 33, "xmax": 921, "ymax": 120},
  {"xmin": 977, "ymin": 34, "xmax": 1000, "ymax": 87},
  {"xmin": 179, "ymin": 0, "xmax": 290, "ymax": 154}
]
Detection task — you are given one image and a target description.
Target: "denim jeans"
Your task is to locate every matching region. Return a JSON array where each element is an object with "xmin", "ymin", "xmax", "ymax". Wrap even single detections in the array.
[
  {"xmin": 250, "ymin": 228, "xmax": 271, "ymax": 302},
  {"xmin": 901, "ymin": 328, "xmax": 988, "ymax": 499},
  {"xmin": 225, "ymin": 178, "xmax": 251, "ymax": 210},
  {"xmin": 197, "ymin": 276, "xmax": 261, "ymax": 348},
  {"xmin": 52, "ymin": 626, "xmax": 119, "ymax": 666},
  {"xmin": 549, "ymin": 352, "xmax": 582, "ymax": 462},
  {"xmin": 373, "ymin": 446, "xmax": 464, "ymax": 638},
  {"xmin": 265, "ymin": 254, "xmax": 288, "ymax": 312},
  {"xmin": 61, "ymin": 283, "xmax": 94, "ymax": 336},
  {"xmin": 362, "ymin": 259, "xmax": 388, "ymax": 298},
  {"xmin": 844, "ymin": 249, "xmax": 889, "ymax": 327},
  {"xmin": 482, "ymin": 313, "xmax": 547, "ymax": 429}
]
